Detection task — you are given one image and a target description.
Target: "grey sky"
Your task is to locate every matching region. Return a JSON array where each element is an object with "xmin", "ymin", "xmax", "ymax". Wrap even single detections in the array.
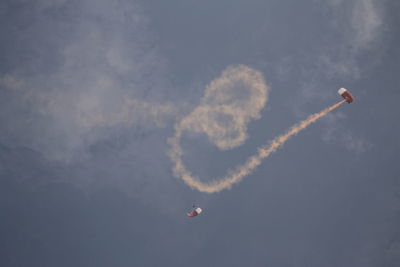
[{"xmin": 1, "ymin": 0, "xmax": 399, "ymax": 266}]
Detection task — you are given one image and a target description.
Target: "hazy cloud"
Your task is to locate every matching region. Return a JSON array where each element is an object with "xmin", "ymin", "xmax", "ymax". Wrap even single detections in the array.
[
  {"xmin": 0, "ymin": 0, "xmax": 181, "ymax": 160},
  {"xmin": 322, "ymin": 0, "xmax": 386, "ymax": 78}
]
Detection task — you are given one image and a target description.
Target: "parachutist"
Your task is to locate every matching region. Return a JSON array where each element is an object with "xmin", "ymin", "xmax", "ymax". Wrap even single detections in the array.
[
  {"xmin": 338, "ymin": 88, "xmax": 355, "ymax": 103},
  {"xmin": 187, "ymin": 206, "xmax": 203, "ymax": 217}
]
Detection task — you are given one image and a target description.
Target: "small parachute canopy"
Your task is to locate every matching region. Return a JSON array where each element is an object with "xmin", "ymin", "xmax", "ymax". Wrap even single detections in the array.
[
  {"xmin": 338, "ymin": 88, "xmax": 354, "ymax": 103},
  {"xmin": 187, "ymin": 207, "xmax": 203, "ymax": 217}
]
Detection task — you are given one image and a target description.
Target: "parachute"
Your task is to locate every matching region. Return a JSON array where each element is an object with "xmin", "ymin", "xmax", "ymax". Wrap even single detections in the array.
[
  {"xmin": 186, "ymin": 206, "xmax": 203, "ymax": 217},
  {"xmin": 338, "ymin": 88, "xmax": 355, "ymax": 103}
]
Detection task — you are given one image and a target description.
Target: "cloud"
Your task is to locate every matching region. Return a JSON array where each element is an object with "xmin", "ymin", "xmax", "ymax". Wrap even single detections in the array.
[
  {"xmin": 350, "ymin": 0, "xmax": 384, "ymax": 50},
  {"xmin": 0, "ymin": 74, "xmax": 25, "ymax": 90},
  {"xmin": 2, "ymin": 74, "xmax": 179, "ymax": 129},
  {"xmin": 321, "ymin": 112, "xmax": 373, "ymax": 154},
  {"xmin": 0, "ymin": 0, "xmax": 181, "ymax": 160},
  {"xmin": 342, "ymin": 131, "xmax": 373, "ymax": 154},
  {"xmin": 322, "ymin": 0, "xmax": 386, "ymax": 78}
]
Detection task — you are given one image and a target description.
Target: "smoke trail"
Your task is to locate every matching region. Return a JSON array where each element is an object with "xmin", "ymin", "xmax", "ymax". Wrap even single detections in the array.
[{"xmin": 169, "ymin": 81, "xmax": 346, "ymax": 193}]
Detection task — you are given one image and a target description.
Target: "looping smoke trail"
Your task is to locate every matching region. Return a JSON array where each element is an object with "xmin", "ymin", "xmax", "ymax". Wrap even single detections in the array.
[{"xmin": 168, "ymin": 66, "xmax": 346, "ymax": 193}]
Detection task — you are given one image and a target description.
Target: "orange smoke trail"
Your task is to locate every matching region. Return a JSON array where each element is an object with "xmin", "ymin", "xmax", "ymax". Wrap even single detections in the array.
[{"xmin": 168, "ymin": 99, "xmax": 346, "ymax": 193}]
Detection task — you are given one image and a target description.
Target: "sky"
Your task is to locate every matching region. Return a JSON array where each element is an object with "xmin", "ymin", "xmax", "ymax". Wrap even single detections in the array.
[{"xmin": 0, "ymin": 0, "xmax": 399, "ymax": 266}]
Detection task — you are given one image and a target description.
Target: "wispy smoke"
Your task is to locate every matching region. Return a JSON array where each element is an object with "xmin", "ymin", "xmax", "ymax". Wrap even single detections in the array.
[
  {"xmin": 169, "ymin": 65, "xmax": 346, "ymax": 193},
  {"xmin": 2, "ymin": 79, "xmax": 179, "ymax": 129}
]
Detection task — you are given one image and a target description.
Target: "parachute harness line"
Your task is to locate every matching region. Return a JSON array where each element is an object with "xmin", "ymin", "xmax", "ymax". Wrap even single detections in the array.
[{"xmin": 168, "ymin": 65, "xmax": 347, "ymax": 193}]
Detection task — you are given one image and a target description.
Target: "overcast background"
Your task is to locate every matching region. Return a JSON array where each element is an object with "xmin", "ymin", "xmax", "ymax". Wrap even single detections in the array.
[{"xmin": 0, "ymin": 0, "xmax": 399, "ymax": 266}]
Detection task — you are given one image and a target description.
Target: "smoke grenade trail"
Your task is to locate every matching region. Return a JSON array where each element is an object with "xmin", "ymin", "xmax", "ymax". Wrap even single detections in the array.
[{"xmin": 168, "ymin": 66, "xmax": 346, "ymax": 192}]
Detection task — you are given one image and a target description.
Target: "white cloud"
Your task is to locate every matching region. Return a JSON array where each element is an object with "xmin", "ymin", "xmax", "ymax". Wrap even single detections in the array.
[{"xmin": 322, "ymin": 0, "xmax": 386, "ymax": 78}]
